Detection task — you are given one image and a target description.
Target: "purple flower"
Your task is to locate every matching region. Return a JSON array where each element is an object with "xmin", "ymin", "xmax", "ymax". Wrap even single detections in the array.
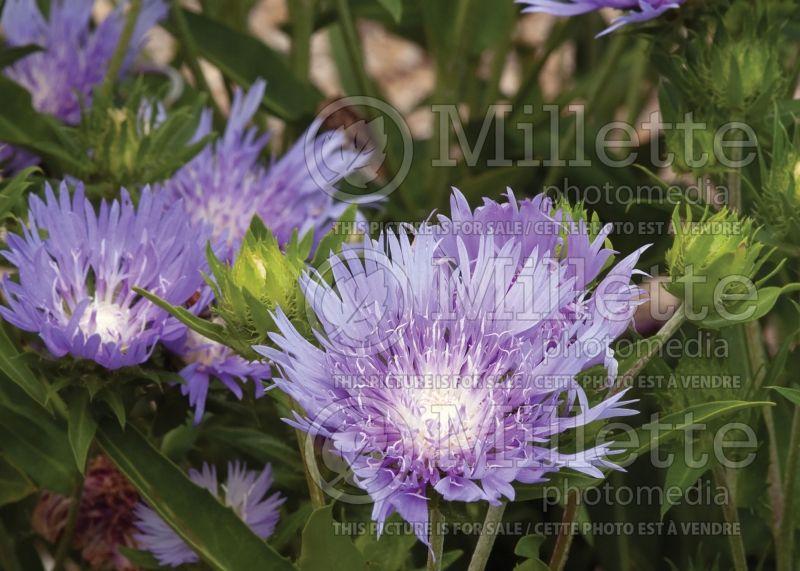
[
  {"xmin": 156, "ymin": 79, "xmax": 370, "ymax": 421},
  {"xmin": 2, "ymin": 0, "xmax": 167, "ymax": 124},
  {"xmin": 517, "ymin": 0, "xmax": 685, "ymax": 35},
  {"xmin": 257, "ymin": 189, "xmax": 646, "ymax": 542},
  {"xmin": 159, "ymin": 79, "xmax": 370, "ymax": 261},
  {"xmin": 165, "ymin": 327, "xmax": 272, "ymax": 424},
  {"xmin": 0, "ymin": 181, "xmax": 208, "ymax": 369},
  {"xmin": 134, "ymin": 462, "xmax": 284, "ymax": 567}
]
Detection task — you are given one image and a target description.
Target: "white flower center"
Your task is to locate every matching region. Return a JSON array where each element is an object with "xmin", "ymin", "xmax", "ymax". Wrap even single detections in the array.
[{"xmin": 79, "ymin": 301, "xmax": 132, "ymax": 344}]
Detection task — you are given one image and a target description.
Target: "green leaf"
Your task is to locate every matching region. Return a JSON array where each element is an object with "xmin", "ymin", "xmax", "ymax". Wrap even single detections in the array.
[
  {"xmin": 0, "ymin": 456, "xmax": 36, "ymax": 506},
  {"xmin": 514, "ymin": 560, "xmax": 549, "ymax": 571},
  {"xmin": 133, "ymin": 287, "xmax": 230, "ymax": 347},
  {"xmin": 97, "ymin": 388, "xmax": 127, "ymax": 428},
  {"xmin": 697, "ymin": 284, "xmax": 800, "ymax": 329},
  {"xmin": 298, "ymin": 505, "xmax": 366, "ymax": 571},
  {"xmin": 272, "ymin": 503, "xmax": 314, "ymax": 552},
  {"xmin": 67, "ymin": 391, "xmax": 97, "ymax": 473},
  {"xmin": 97, "ymin": 421, "xmax": 295, "ymax": 571},
  {"xmin": 660, "ymin": 438, "xmax": 713, "ymax": 519},
  {"xmin": 517, "ymin": 400, "xmax": 772, "ymax": 502},
  {"xmin": 203, "ymin": 426, "xmax": 302, "ymax": 471},
  {"xmin": 627, "ymin": 400, "xmax": 773, "ymax": 460},
  {"xmin": 311, "ymin": 205, "xmax": 359, "ymax": 269},
  {"xmin": 115, "ymin": 546, "xmax": 169, "ymax": 570},
  {"xmin": 178, "ymin": 10, "xmax": 323, "ymax": 121},
  {"xmin": 768, "ymin": 386, "xmax": 800, "ymax": 407},
  {"xmin": 0, "ymin": 324, "xmax": 50, "ymax": 408},
  {"xmin": 514, "ymin": 535, "xmax": 545, "ymax": 559},
  {"xmin": 0, "ymin": 167, "xmax": 39, "ymax": 220},
  {"xmin": 355, "ymin": 514, "xmax": 416, "ymax": 571},
  {"xmin": 376, "ymin": 0, "xmax": 402, "ymax": 22},
  {"xmin": 0, "ymin": 44, "xmax": 42, "ymax": 70},
  {"xmin": 0, "ymin": 76, "xmax": 86, "ymax": 171},
  {"xmin": 0, "ymin": 396, "xmax": 78, "ymax": 495}
]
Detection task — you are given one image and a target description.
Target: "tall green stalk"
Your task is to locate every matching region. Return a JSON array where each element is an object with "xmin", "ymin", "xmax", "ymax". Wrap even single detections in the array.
[
  {"xmin": 777, "ymin": 407, "xmax": 800, "ymax": 571},
  {"xmin": 548, "ymin": 490, "xmax": 578, "ymax": 571},
  {"xmin": 713, "ymin": 464, "xmax": 748, "ymax": 571},
  {"xmin": 467, "ymin": 503, "xmax": 506, "ymax": 571},
  {"xmin": 99, "ymin": 0, "xmax": 142, "ymax": 102},
  {"xmin": 427, "ymin": 498, "xmax": 445, "ymax": 571}
]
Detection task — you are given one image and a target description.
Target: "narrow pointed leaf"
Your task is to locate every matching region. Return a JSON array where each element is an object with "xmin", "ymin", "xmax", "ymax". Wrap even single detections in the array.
[{"xmin": 97, "ymin": 421, "xmax": 296, "ymax": 571}]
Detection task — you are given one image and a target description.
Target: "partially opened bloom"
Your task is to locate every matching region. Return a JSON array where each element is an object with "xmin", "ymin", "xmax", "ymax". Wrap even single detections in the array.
[
  {"xmin": 0, "ymin": 182, "xmax": 208, "ymax": 369},
  {"xmin": 259, "ymin": 190, "xmax": 645, "ymax": 542},
  {"xmin": 134, "ymin": 462, "xmax": 284, "ymax": 567},
  {"xmin": 2, "ymin": 0, "xmax": 166, "ymax": 124},
  {"xmin": 33, "ymin": 456, "xmax": 140, "ymax": 571},
  {"xmin": 166, "ymin": 327, "xmax": 272, "ymax": 424},
  {"xmin": 517, "ymin": 0, "xmax": 685, "ymax": 35},
  {"xmin": 159, "ymin": 79, "xmax": 370, "ymax": 261},
  {"xmin": 158, "ymin": 79, "xmax": 369, "ymax": 420}
]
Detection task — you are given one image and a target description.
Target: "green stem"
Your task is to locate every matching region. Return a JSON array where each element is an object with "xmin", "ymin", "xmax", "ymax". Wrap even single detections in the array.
[
  {"xmin": 713, "ymin": 464, "xmax": 748, "ymax": 571},
  {"xmin": 334, "ymin": 0, "xmax": 375, "ymax": 99},
  {"xmin": 99, "ymin": 0, "xmax": 143, "ymax": 101},
  {"xmin": 479, "ymin": 29, "xmax": 514, "ymax": 116},
  {"xmin": 288, "ymin": 0, "xmax": 315, "ymax": 80},
  {"xmin": 0, "ymin": 519, "xmax": 21, "ymax": 571},
  {"xmin": 52, "ymin": 478, "xmax": 84, "ymax": 571},
  {"xmin": 427, "ymin": 499, "xmax": 445, "ymax": 571},
  {"xmin": 169, "ymin": 1, "xmax": 224, "ymax": 120},
  {"xmin": 542, "ymin": 36, "xmax": 625, "ymax": 189},
  {"xmin": 548, "ymin": 490, "xmax": 578, "ymax": 571},
  {"xmin": 427, "ymin": 0, "xmax": 474, "ymax": 207},
  {"xmin": 613, "ymin": 304, "xmax": 686, "ymax": 394},
  {"xmin": 286, "ymin": 0, "xmax": 316, "ymax": 147},
  {"xmin": 728, "ymin": 136, "xmax": 743, "ymax": 213},
  {"xmin": 777, "ymin": 406, "xmax": 800, "ymax": 571},
  {"xmin": 467, "ymin": 503, "xmax": 506, "ymax": 571}
]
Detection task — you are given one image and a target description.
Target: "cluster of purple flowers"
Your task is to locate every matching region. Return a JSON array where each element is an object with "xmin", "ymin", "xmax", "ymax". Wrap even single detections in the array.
[{"xmin": 0, "ymin": 0, "xmax": 660, "ymax": 564}]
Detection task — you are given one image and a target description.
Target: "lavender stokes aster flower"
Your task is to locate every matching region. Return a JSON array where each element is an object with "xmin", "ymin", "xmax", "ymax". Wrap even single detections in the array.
[
  {"xmin": 258, "ymin": 189, "xmax": 646, "ymax": 542},
  {"xmin": 158, "ymin": 79, "xmax": 370, "ymax": 421},
  {"xmin": 166, "ymin": 327, "xmax": 272, "ymax": 424},
  {"xmin": 134, "ymin": 462, "xmax": 284, "ymax": 567},
  {"xmin": 159, "ymin": 79, "xmax": 370, "ymax": 261},
  {"xmin": 0, "ymin": 182, "xmax": 208, "ymax": 369},
  {"xmin": 517, "ymin": 0, "xmax": 685, "ymax": 35},
  {"xmin": 2, "ymin": 0, "xmax": 167, "ymax": 124}
]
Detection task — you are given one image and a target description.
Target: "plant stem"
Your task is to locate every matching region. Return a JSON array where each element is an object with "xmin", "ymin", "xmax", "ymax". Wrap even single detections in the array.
[
  {"xmin": 777, "ymin": 406, "xmax": 800, "ymax": 571},
  {"xmin": 613, "ymin": 304, "xmax": 686, "ymax": 394},
  {"xmin": 288, "ymin": 0, "xmax": 315, "ymax": 80},
  {"xmin": 334, "ymin": 0, "xmax": 375, "ymax": 99},
  {"xmin": 427, "ymin": 499, "xmax": 445, "ymax": 571},
  {"xmin": 713, "ymin": 464, "xmax": 748, "ymax": 571},
  {"xmin": 99, "ymin": 0, "xmax": 142, "ymax": 101},
  {"xmin": 548, "ymin": 490, "xmax": 578, "ymax": 571},
  {"xmin": 467, "ymin": 503, "xmax": 506, "ymax": 571},
  {"xmin": 52, "ymin": 478, "xmax": 84, "ymax": 571},
  {"xmin": 286, "ymin": 0, "xmax": 316, "ymax": 147},
  {"xmin": 426, "ymin": 0, "xmax": 474, "ymax": 207},
  {"xmin": 542, "ymin": 36, "xmax": 625, "ymax": 189},
  {"xmin": 296, "ymin": 430, "xmax": 327, "ymax": 509},
  {"xmin": 169, "ymin": 0, "xmax": 224, "ymax": 121},
  {"xmin": 0, "ymin": 519, "xmax": 21, "ymax": 571}
]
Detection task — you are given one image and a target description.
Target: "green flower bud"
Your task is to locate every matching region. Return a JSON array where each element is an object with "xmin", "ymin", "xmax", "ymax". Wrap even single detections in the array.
[
  {"xmin": 665, "ymin": 206, "xmax": 772, "ymax": 327},
  {"xmin": 209, "ymin": 220, "xmax": 312, "ymax": 359}
]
